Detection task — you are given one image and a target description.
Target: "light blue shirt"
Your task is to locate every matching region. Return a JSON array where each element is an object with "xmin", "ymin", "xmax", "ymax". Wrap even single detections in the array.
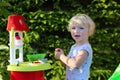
[{"xmin": 66, "ymin": 43, "xmax": 92, "ymax": 80}]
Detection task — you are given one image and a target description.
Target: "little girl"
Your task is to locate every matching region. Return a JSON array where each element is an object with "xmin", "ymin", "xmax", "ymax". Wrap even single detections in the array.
[{"xmin": 54, "ymin": 13, "xmax": 95, "ymax": 80}]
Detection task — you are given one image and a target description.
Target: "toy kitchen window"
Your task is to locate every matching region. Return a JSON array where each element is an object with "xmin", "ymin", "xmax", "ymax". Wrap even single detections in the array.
[{"xmin": 15, "ymin": 32, "xmax": 21, "ymax": 40}]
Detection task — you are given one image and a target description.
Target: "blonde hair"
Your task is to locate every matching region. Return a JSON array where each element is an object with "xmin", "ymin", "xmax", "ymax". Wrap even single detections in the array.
[{"xmin": 68, "ymin": 13, "xmax": 95, "ymax": 36}]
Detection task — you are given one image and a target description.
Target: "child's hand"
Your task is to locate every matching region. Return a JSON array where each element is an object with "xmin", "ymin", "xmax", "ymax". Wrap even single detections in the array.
[{"xmin": 54, "ymin": 48, "xmax": 64, "ymax": 59}]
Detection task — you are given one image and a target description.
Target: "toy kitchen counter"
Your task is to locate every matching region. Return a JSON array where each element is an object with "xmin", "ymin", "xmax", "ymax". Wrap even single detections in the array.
[{"xmin": 7, "ymin": 62, "xmax": 51, "ymax": 80}]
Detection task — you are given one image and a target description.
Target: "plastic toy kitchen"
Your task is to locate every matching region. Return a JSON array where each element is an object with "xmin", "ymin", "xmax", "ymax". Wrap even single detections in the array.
[{"xmin": 6, "ymin": 14, "xmax": 51, "ymax": 80}]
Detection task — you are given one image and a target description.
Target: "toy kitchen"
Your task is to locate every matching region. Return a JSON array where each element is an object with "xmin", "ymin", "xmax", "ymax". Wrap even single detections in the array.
[{"xmin": 6, "ymin": 14, "xmax": 51, "ymax": 80}]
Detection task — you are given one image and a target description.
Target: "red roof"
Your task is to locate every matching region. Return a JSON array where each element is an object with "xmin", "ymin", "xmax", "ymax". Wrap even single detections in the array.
[{"xmin": 6, "ymin": 14, "xmax": 29, "ymax": 31}]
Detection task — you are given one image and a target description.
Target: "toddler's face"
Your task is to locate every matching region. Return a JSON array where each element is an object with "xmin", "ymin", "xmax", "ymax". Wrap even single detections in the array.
[{"xmin": 69, "ymin": 20, "xmax": 89, "ymax": 44}]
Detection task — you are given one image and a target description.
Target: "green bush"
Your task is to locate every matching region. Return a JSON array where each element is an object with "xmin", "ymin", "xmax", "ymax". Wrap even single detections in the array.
[{"xmin": 0, "ymin": 0, "xmax": 120, "ymax": 80}]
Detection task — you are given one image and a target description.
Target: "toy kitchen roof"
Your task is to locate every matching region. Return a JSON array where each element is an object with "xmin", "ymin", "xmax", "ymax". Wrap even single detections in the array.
[{"xmin": 6, "ymin": 14, "xmax": 29, "ymax": 31}]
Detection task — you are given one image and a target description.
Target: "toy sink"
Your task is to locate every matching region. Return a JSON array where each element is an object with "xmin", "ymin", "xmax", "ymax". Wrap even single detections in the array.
[{"xmin": 27, "ymin": 53, "xmax": 46, "ymax": 62}]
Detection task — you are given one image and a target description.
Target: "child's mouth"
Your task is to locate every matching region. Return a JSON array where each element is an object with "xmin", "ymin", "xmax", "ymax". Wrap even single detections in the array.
[{"xmin": 75, "ymin": 35, "xmax": 80, "ymax": 37}]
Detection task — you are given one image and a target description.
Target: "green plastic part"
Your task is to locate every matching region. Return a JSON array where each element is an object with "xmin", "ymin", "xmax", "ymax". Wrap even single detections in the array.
[
  {"xmin": 108, "ymin": 64, "xmax": 120, "ymax": 80},
  {"xmin": 27, "ymin": 53, "xmax": 46, "ymax": 62},
  {"xmin": 7, "ymin": 62, "xmax": 51, "ymax": 72}
]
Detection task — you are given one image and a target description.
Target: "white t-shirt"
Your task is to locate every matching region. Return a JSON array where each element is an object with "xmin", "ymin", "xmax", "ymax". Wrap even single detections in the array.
[{"xmin": 66, "ymin": 43, "xmax": 92, "ymax": 80}]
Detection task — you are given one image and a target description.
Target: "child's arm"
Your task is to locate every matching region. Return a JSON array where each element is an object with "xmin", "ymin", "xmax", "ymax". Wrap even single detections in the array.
[
  {"xmin": 60, "ymin": 60, "xmax": 66, "ymax": 67},
  {"xmin": 55, "ymin": 48, "xmax": 88, "ymax": 69}
]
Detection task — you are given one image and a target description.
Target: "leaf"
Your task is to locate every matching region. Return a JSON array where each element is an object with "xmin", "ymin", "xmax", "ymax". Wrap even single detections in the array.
[{"xmin": 0, "ymin": 45, "xmax": 9, "ymax": 50}]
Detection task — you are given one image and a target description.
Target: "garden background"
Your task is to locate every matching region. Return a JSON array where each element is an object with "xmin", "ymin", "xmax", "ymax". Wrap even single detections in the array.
[{"xmin": 0, "ymin": 0, "xmax": 120, "ymax": 80}]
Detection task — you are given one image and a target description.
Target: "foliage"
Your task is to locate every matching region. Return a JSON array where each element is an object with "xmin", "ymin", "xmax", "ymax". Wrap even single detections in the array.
[
  {"xmin": 0, "ymin": 0, "xmax": 120, "ymax": 80},
  {"xmin": 0, "ymin": 45, "xmax": 9, "ymax": 80},
  {"xmin": 0, "ymin": 0, "xmax": 11, "ymax": 17}
]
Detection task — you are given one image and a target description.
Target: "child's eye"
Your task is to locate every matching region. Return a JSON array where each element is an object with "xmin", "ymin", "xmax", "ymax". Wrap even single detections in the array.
[
  {"xmin": 71, "ymin": 27, "xmax": 76, "ymax": 29},
  {"xmin": 79, "ymin": 26, "xmax": 84, "ymax": 29}
]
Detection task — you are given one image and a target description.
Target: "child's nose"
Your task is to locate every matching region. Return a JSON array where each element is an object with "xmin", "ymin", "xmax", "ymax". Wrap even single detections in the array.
[{"xmin": 74, "ymin": 28, "xmax": 79, "ymax": 33}]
